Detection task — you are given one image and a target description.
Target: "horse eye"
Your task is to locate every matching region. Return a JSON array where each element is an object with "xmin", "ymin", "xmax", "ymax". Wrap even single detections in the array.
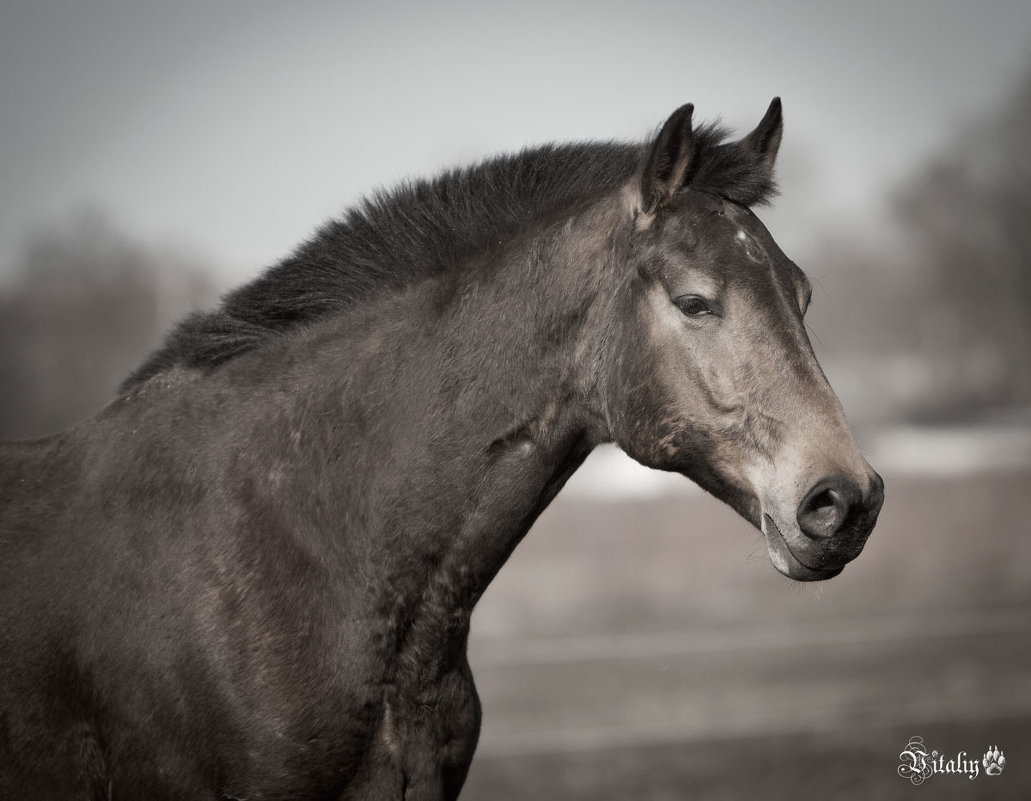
[{"xmin": 674, "ymin": 295, "xmax": 712, "ymax": 316}]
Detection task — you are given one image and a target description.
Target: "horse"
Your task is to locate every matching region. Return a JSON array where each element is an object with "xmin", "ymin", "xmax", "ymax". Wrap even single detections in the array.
[{"xmin": 0, "ymin": 98, "xmax": 883, "ymax": 800}]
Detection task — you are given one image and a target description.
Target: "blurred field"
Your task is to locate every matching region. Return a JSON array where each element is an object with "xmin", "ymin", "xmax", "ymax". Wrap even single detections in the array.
[{"xmin": 463, "ymin": 462, "xmax": 1031, "ymax": 800}]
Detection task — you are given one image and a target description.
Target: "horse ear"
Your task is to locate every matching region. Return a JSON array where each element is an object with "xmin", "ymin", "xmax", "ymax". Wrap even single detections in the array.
[
  {"xmin": 740, "ymin": 97, "xmax": 783, "ymax": 174},
  {"xmin": 641, "ymin": 103, "xmax": 694, "ymax": 214}
]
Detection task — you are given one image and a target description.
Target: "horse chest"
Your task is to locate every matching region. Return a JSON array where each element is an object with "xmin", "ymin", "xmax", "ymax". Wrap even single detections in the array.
[
  {"xmin": 310, "ymin": 593, "xmax": 477, "ymax": 799},
  {"xmin": 234, "ymin": 616, "xmax": 479, "ymax": 799},
  {"xmin": 162, "ymin": 648, "xmax": 477, "ymax": 800},
  {"xmin": 371, "ymin": 662, "xmax": 481, "ymax": 799}
]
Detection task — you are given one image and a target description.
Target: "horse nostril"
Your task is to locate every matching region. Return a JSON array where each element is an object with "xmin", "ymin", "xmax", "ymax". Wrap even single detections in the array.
[{"xmin": 797, "ymin": 477, "xmax": 856, "ymax": 540}]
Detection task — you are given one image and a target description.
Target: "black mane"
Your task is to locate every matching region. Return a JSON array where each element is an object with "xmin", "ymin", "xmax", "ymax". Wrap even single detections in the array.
[{"xmin": 122, "ymin": 122, "xmax": 775, "ymax": 389}]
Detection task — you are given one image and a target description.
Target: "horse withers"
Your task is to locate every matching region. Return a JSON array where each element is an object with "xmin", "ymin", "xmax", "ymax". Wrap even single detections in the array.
[{"xmin": 0, "ymin": 98, "xmax": 882, "ymax": 799}]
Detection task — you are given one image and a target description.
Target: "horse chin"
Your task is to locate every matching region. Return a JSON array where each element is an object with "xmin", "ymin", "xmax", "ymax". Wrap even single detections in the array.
[{"xmin": 762, "ymin": 514, "xmax": 845, "ymax": 583}]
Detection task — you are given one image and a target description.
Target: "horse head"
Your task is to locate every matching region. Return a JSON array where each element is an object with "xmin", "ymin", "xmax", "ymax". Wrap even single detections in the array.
[{"xmin": 602, "ymin": 100, "xmax": 883, "ymax": 581}]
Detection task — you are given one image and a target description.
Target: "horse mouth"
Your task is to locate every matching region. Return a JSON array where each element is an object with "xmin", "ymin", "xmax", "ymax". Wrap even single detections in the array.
[{"xmin": 762, "ymin": 514, "xmax": 844, "ymax": 582}]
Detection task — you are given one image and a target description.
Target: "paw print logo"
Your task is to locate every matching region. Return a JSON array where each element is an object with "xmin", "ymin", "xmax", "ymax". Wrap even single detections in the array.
[{"xmin": 982, "ymin": 746, "xmax": 1006, "ymax": 776}]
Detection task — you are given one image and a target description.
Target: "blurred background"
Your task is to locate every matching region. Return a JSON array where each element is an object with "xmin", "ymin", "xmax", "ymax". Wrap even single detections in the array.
[{"xmin": 2, "ymin": 1, "xmax": 1030, "ymax": 797}]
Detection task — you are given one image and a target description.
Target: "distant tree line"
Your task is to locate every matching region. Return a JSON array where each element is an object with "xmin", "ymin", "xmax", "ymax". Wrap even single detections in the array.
[
  {"xmin": 0, "ymin": 211, "xmax": 216, "ymax": 439},
  {"xmin": 803, "ymin": 64, "xmax": 1031, "ymax": 423},
  {"xmin": 893, "ymin": 63, "xmax": 1031, "ymax": 418}
]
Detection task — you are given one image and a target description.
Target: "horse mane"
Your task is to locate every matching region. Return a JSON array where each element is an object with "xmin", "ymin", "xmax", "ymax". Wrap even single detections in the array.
[{"xmin": 121, "ymin": 121, "xmax": 775, "ymax": 390}]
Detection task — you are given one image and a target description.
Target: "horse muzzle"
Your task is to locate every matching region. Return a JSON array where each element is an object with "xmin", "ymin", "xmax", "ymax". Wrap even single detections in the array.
[{"xmin": 762, "ymin": 470, "xmax": 884, "ymax": 582}]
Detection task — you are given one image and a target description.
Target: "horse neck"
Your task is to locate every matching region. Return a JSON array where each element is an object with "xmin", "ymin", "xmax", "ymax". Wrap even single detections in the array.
[{"xmin": 251, "ymin": 193, "xmax": 627, "ymax": 620}]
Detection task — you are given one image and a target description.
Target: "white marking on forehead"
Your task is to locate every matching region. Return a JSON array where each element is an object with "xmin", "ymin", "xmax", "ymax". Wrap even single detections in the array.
[{"xmin": 733, "ymin": 226, "xmax": 767, "ymax": 263}]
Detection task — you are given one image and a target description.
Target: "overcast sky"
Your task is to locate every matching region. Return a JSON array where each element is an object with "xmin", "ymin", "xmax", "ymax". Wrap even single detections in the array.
[{"xmin": 2, "ymin": 0, "xmax": 1030, "ymax": 282}]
